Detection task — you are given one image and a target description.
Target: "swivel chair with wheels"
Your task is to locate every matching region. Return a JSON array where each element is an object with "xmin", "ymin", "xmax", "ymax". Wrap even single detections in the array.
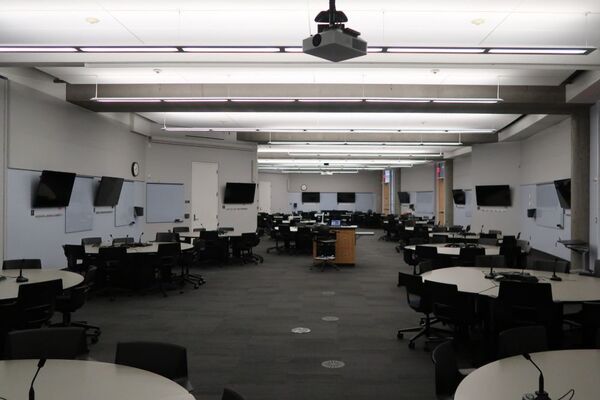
[{"xmin": 312, "ymin": 229, "xmax": 338, "ymax": 271}]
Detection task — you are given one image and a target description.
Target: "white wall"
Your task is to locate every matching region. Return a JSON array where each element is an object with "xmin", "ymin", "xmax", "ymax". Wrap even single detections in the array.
[
  {"xmin": 0, "ymin": 78, "xmax": 6, "ymax": 262},
  {"xmin": 7, "ymin": 81, "xmax": 147, "ymax": 179},
  {"xmin": 258, "ymin": 173, "xmax": 289, "ymax": 213},
  {"xmin": 145, "ymin": 139, "xmax": 258, "ymax": 238},
  {"xmin": 400, "ymin": 164, "xmax": 434, "ymax": 192},
  {"xmin": 589, "ymin": 103, "xmax": 600, "ymax": 266}
]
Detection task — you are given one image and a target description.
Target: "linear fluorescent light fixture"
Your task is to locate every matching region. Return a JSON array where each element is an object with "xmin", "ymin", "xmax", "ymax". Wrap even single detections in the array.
[
  {"xmin": 161, "ymin": 126, "xmax": 490, "ymax": 135},
  {"xmin": 387, "ymin": 47, "xmax": 486, "ymax": 54},
  {"xmin": 267, "ymin": 141, "xmax": 463, "ymax": 146},
  {"xmin": 80, "ymin": 47, "xmax": 179, "ymax": 52},
  {"xmin": 0, "ymin": 47, "xmax": 78, "ymax": 52},
  {"xmin": 181, "ymin": 47, "xmax": 281, "ymax": 53},
  {"xmin": 91, "ymin": 96, "xmax": 502, "ymax": 104},
  {"xmin": 488, "ymin": 47, "xmax": 595, "ymax": 55}
]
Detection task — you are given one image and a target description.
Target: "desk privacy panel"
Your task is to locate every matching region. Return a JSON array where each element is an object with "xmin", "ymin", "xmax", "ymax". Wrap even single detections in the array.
[
  {"xmin": 65, "ymin": 176, "xmax": 94, "ymax": 233},
  {"xmin": 146, "ymin": 183, "xmax": 184, "ymax": 223}
]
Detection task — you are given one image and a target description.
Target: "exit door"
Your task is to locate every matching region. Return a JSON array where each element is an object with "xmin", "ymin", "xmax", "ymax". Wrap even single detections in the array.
[{"xmin": 191, "ymin": 162, "xmax": 219, "ymax": 230}]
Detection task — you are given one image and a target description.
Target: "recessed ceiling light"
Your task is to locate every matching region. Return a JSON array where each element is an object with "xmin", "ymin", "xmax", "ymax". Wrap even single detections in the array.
[
  {"xmin": 471, "ymin": 18, "xmax": 485, "ymax": 26},
  {"xmin": 0, "ymin": 47, "xmax": 78, "ymax": 52},
  {"xmin": 80, "ymin": 47, "xmax": 179, "ymax": 52},
  {"xmin": 85, "ymin": 17, "xmax": 101, "ymax": 24}
]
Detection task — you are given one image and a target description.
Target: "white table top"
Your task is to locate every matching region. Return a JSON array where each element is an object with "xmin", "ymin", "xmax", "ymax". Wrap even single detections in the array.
[
  {"xmin": 421, "ymin": 266, "xmax": 600, "ymax": 302},
  {"xmin": 0, "ymin": 359, "xmax": 194, "ymax": 400},
  {"xmin": 404, "ymin": 243, "xmax": 500, "ymax": 256},
  {"xmin": 455, "ymin": 350, "xmax": 600, "ymax": 400},
  {"xmin": 84, "ymin": 242, "xmax": 193, "ymax": 254},
  {"xmin": 0, "ymin": 269, "xmax": 83, "ymax": 301}
]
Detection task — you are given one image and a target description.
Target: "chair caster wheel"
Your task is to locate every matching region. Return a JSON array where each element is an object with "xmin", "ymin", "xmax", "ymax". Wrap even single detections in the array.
[
  {"xmin": 408, "ymin": 342, "xmax": 416, "ymax": 350},
  {"xmin": 397, "ymin": 332, "xmax": 404, "ymax": 339}
]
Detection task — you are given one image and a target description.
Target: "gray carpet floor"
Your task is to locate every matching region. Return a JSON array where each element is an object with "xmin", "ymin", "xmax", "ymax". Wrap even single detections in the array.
[{"xmin": 78, "ymin": 230, "xmax": 437, "ymax": 400}]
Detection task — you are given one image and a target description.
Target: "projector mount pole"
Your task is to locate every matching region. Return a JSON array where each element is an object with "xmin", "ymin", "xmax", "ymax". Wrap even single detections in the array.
[{"xmin": 329, "ymin": 0, "xmax": 336, "ymax": 27}]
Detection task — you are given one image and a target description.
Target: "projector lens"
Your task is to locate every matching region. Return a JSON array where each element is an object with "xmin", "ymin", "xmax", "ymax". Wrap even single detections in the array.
[{"xmin": 312, "ymin": 34, "xmax": 322, "ymax": 47}]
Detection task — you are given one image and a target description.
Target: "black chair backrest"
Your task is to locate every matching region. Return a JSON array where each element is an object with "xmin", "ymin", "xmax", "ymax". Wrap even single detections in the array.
[
  {"xmin": 158, "ymin": 242, "xmax": 181, "ymax": 257},
  {"xmin": 531, "ymin": 260, "xmax": 570, "ymax": 273},
  {"xmin": 17, "ymin": 279, "xmax": 63, "ymax": 328},
  {"xmin": 99, "ymin": 246, "xmax": 127, "ymax": 263},
  {"xmin": 458, "ymin": 247, "xmax": 485, "ymax": 265},
  {"xmin": 398, "ymin": 272, "xmax": 430, "ymax": 313},
  {"xmin": 201, "ymin": 230, "xmax": 219, "ymax": 241},
  {"xmin": 64, "ymin": 266, "xmax": 98, "ymax": 312},
  {"xmin": 431, "ymin": 341, "xmax": 462, "ymax": 397},
  {"xmin": 480, "ymin": 233, "xmax": 497, "ymax": 239},
  {"xmin": 430, "ymin": 234, "xmax": 447, "ymax": 244},
  {"xmin": 63, "ymin": 245, "xmax": 86, "ymax": 271},
  {"xmin": 416, "ymin": 245, "xmax": 438, "ymax": 260},
  {"xmin": 155, "ymin": 232, "xmax": 178, "ymax": 242},
  {"xmin": 5, "ymin": 327, "xmax": 88, "ymax": 360},
  {"xmin": 115, "ymin": 342, "xmax": 188, "ymax": 382},
  {"xmin": 222, "ymin": 388, "xmax": 246, "ymax": 400},
  {"xmin": 240, "ymin": 232, "xmax": 259, "ymax": 247},
  {"xmin": 497, "ymin": 325, "xmax": 548, "ymax": 359},
  {"xmin": 497, "ymin": 281, "xmax": 554, "ymax": 327},
  {"xmin": 582, "ymin": 302, "xmax": 600, "ymax": 347},
  {"xmin": 3, "ymin": 259, "xmax": 42, "ymax": 270},
  {"xmin": 172, "ymin": 227, "xmax": 189, "ymax": 233},
  {"xmin": 474, "ymin": 255, "xmax": 506, "ymax": 268},
  {"xmin": 425, "ymin": 281, "xmax": 460, "ymax": 322},
  {"xmin": 112, "ymin": 237, "xmax": 134, "ymax": 245},
  {"xmin": 81, "ymin": 237, "xmax": 102, "ymax": 246}
]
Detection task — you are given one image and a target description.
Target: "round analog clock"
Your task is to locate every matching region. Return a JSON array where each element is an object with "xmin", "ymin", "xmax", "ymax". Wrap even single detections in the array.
[
  {"xmin": 131, "ymin": 162, "xmax": 140, "ymax": 177},
  {"xmin": 301, "ymin": 184, "xmax": 308, "ymax": 191}
]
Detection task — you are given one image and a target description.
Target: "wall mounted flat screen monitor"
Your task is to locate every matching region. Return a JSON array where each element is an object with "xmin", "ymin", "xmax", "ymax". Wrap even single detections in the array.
[
  {"xmin": 398, "ymin": 191, "xmax": 410, "ymax": 204},
  {"xmin": 337, "ymin": 192, "xmax": 356, "ymax": 203},
  {"xmin": 224, "ymin": 182, "xmax": 256, "ymax": 204},
  {"xmin": 94, "ymin": 176, "xmax": 124, "ymax": 207},
  {"xmin": 33, "ymin": 170, "xmax": 76, "ymax": 208},
  {"xmin": 302, "ymin": 192, "xmax": 320, "ymax": 203},
  {"xmin": 475, "ymin": 185, "xmax": 511, "ymax": 207},
  {"xmin": 452, "ymin": 189, "xmax": 466, "ymax": 205},
  {"xmin": 554, "ymin": 179, "xmax": 571, "ymax": 209}
]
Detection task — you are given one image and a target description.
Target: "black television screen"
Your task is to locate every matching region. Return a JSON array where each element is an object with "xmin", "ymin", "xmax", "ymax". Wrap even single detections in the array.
[
  {"xmin": 337, "ymin": 192, "xmax": 356, "ymax": 203},
  {"xmin": 554, "ymin": 179, "xmax": 571, "ymax": 209},
  {"xmin": 475, "ymin": 185, "xmax": 511, "ymax": 207},
  {"xmin": 452, "ymin": 189, "xmax": 466, "ymax": 205},
  {"xmin": 398, "ymin": 192, "xmax": 410, "ymax": 204},
  {"xmin": 224, "ymin": 182, "xmax": 256, "ymax": 204},
  {"xmin": 94, "ymin": 176, "xmax": 124, "ymax": 207},
  {"xmin": 33, "ymin": 170, "xmax": 76, "ymax": 208},
  {"xmin": 302, "ymin": 192, "xmax": 320, "ymax": 203}
]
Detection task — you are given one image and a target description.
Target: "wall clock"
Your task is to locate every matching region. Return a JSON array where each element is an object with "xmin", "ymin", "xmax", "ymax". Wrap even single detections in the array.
[
  {"xmin": 301, "ymin": 184, "xmax": 308, "ymax": 191},
  {"xmin": 131, "ymin": 162, "xmax": 140, "ymax": 177}
]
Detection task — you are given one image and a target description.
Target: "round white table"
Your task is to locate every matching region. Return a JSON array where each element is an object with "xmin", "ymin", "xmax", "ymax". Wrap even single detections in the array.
[
  {"xmin": 455, "ymin": 350, "xmax": 600, "ymax": 400},
  {"xmin": 404, "ymin": 243, "xmax": 500, "ymax": 256},
  {"xmin": 84, "ymin": 242, "xmax": 193, "ymax": 255},
  {"xmin": 0, "ymin": 359, "xmax": 194, "ymax": 400},
  {"xmin": 421, "ymin": 266, "xmax": 600, "ymax": 302},
  {"xmin": 0, "ymin": 269, "xmax": 83, "ymax": 301}
]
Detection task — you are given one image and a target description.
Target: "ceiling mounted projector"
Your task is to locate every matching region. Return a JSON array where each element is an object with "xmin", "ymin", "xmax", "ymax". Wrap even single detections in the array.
[{"xmin": 303, "ymin": 0, "xmax": 367, "ymax": 62}]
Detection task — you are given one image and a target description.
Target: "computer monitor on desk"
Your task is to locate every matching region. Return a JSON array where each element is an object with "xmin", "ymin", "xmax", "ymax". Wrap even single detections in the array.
[{"xmin": 331, "ymin": 219, "xmax": 341, "ymax": 227}]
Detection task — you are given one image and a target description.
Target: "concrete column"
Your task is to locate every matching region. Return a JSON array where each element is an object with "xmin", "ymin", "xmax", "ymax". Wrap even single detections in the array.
[
  {"xmin": 571, "ymin": 110, "xmax": 591, "ymax": 270},
  {"xmin": 0, "ymin": 77, "xmax": 7, "ymax": 262},
  {"xmin": 394, "ymin": 168, "xmax": 402, "ymax": 214},
  {"xmin": 444, "ymin": 160, "xmax": 454, "ymax": 226}
]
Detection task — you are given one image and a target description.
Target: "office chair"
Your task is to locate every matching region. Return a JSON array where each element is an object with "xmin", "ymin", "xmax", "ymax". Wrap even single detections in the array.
[
  {"xmin": 581, "ymin": 302, "xmax": 600, "ymax": 348},
  {"xmin": 178, "ymin": 239, "xmax": 205, "ymax": 289},
  {"xmin": 312, "ymin": 229, "xmax": 338, "ymax": 271},
  {"xmin": 2, "ymin": 259, "xmax": 41, "ymax": 270},
  {"xmin": 115, "ymin": 342, "xmax": 193, "ymax": 392},
  {"xmin": 489, "ymin": 229, "xmax": 502, "ymax": 236},
  {"xmin": 16, "ymin": 279, "xmax": 63, "ymax": 329},
  {"xmin": 294, "ymin": 226, "xmax": 314, "ymax": 254},
  {"xmin": 397, "ymin": 272, "xmax": 447, "ymax": 350},
  {"xmin": 172, "ymin": 227, "xmax": 189, "ymax": 233},
  {"xmin": 457, "ymin": 247, "xmax": 485, "ymax": 267},
  {"xmin": 97, "ymin": 245, "xmax": 128, "ymax": 286},
  {"xmin": 53, "ymin": 266, "xmax": 101, "ymax": 342},
  {"xmin": 530, "ymin": 259, "xmax": 570, "ymax": 274},
  {"xmin": 448, "ymin": 225, "xmax": 463, "ymax": 233},
  {"xmin": 495, "ymin": 280, "xmax": 562, "ymax": 347},
  {"xmin": 474, "ymin": 255, "xmax": 506, "ymax": 268},
  {"xmin": 425, "ymin": 281, "xmax": 477, "ymax": 339},
  {"xmin": 431, "ymin": 341, "xmax": 470, "ymax": 400},
  {"xmin": 497, "ymin": 325, "xmax": 548, "ymax": 359},
  {"xmin": 479, "ymin": 233, "xmax": 498, "ymax": 239},
  {"xmin": 222, "ymin": 388, "xmax": 246, "ymax": 400},
  {"xmin": 155, "ymin": 232, "xmax": 178, "ymax": 242},
  {"xmin": 430, "ymin": 234, "xmax": 448, "ymax": 244},
  {"xmin": 237, "ymin": 233, "xmax": 264, "ymax": 264},
  {"xmin": 81, "ymin": 237, "xmax": 102, "ymax": 246},
  {"xmin": 4, "ymin": 327, "xmax": 88, "ymax": 360},
  {"xmin": 156, "ymin": 242, "xmax": 182, "ymax": 296},
  {"xmin": 112, "ymin": 237, "xmax": 134, "ymax": 246},
  {"xmin": 199, "ymin": 230, "xmax": 228, "ymax": 263},
  {"xmin": 416, "ymin": 245, "xmax": 440, "ymax": 273},
  {"xmin": 477, "ymin": 237, "xmax": 498, "ymax": 246},
  {"xmin": 63, "ymin": 244, "xmax": 88, "ymax": 273}
]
